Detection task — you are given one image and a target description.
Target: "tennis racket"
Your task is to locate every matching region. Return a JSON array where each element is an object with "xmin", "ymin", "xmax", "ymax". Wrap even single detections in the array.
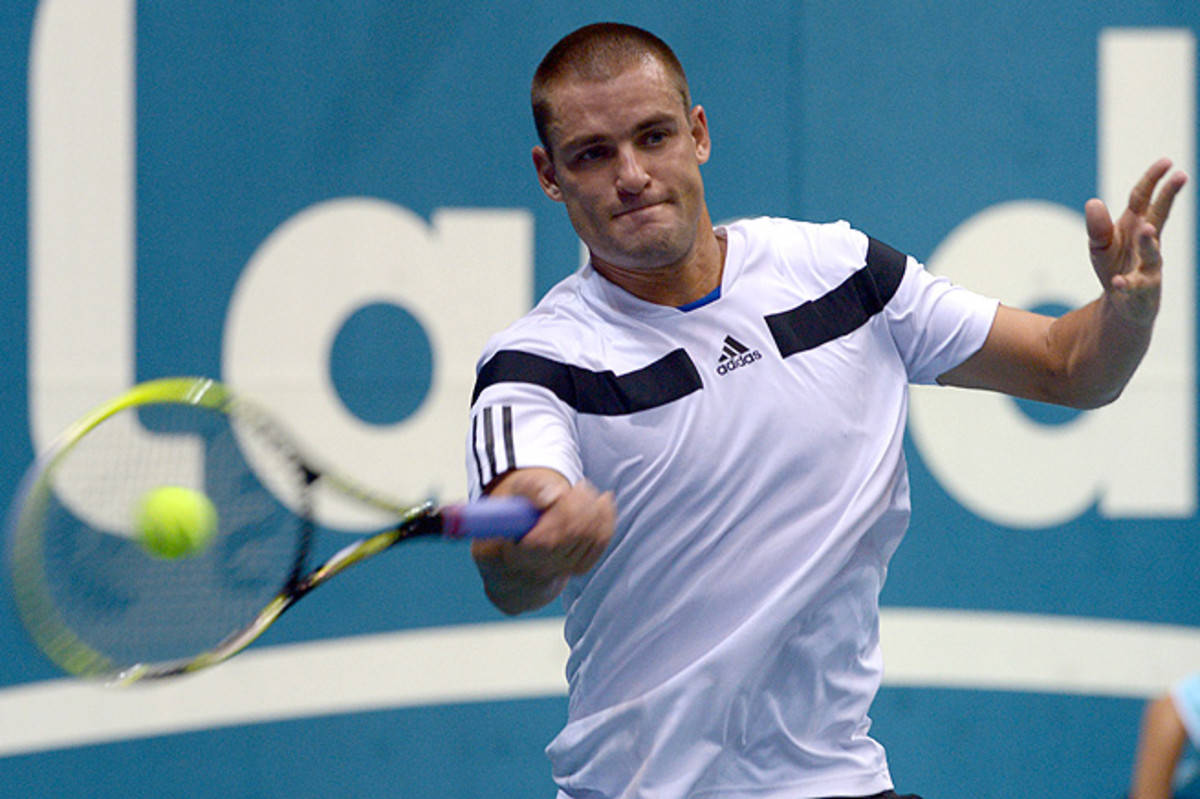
[{"xmin": 6, "ymin": 376, "xmax": 538, "ymax": 685}]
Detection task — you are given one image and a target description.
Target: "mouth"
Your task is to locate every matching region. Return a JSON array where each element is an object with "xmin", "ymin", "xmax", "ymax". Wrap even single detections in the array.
[{"xmin": 613, "ymin": 200, "xmax": 665, "ymax": 219}]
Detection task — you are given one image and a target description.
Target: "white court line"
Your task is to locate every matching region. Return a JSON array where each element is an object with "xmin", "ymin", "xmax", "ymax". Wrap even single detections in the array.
[
  {"xmin": 0, "ymin": 618, "xmax": 569, "ymax": 758},
  {"xmin": 1, "ymin": 610, "xmax": 1198, "ymax": 758},
  {"xmin": 880, "ymin": 608, "xmax": 1200, "ymax": 697}
]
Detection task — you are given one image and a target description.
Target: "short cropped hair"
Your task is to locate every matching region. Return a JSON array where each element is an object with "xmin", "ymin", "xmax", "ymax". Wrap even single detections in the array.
[{"xmin": 531, "ymin": 23, "xmax": 691, "ymax": 154}]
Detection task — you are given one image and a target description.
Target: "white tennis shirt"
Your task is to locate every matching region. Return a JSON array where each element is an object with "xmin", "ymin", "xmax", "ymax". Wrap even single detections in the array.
[
  {"xmin": 467, "ymin": 217, "xmax": 998, "ymax": 799},
  {"xmin": 1172, "ymin": 672, "xmax": 1200, "ymax": 791}
]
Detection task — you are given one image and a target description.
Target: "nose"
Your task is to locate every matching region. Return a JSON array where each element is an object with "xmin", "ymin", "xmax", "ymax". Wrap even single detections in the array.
[{"xmin": 614, "ymin": 146, "xmax": 650, "ymax": 194}]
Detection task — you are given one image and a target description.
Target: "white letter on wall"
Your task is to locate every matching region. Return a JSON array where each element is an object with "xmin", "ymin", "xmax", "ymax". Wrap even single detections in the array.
[
  {"xmin": 29, "ymin": 0, "xmax": 204, "ymax": 530},
  {"xmin": 908, "ymin": 29, "xmax": 1196, "ymax": 527},
  {"xmin": 223, "ymin": 200, "xmax": 532, "ymax": 529}
]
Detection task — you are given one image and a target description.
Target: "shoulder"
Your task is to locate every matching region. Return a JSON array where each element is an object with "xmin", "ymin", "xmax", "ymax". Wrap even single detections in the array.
[
  {"xmin": 471, "ymin": 270, "xmax": 702, "ymax": 413},
  {"xmin": 731, "ymin": 216, "xmax": 871, "ymax": 266},
  {"xmin": 728, "ymin": 216, "xmax": 866, "ymax": 252},
  {"xmin": 726, "ymin": 216, "xmax": 898, "ymax": 289},
  {"xmin": 476, "ymin": 271, "xmax": 599, "ymax": 366},
  {"xmin": 471, "ymin": 270, "xmax": 644, "ymax": 409}
]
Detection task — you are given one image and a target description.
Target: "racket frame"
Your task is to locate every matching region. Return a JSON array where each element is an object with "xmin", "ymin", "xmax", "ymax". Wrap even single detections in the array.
[{"xmin": 8, "ymin": 377, "xmax": 524, "ymax": 686}]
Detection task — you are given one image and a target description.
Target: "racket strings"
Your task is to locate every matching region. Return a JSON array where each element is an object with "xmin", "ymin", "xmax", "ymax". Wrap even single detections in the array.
[{"xmin": 15, "ymin": 401, "xmax": 311, "ymax": 675}]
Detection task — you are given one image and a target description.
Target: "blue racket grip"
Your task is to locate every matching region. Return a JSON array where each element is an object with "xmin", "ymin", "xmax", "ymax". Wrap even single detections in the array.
[{"xmin": 440, "ymin": 496, "xmax": 540, "ymax": 540}]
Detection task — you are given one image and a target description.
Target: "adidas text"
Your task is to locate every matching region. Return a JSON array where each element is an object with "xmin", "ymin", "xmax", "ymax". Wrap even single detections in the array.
[{"xmin": 716, "ymin": 349, "xmax": 762, "ymax": 375}]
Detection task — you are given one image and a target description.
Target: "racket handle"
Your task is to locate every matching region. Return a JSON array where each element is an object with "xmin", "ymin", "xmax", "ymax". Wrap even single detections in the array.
[{"xmin": 440, "ymin": 496, "xmax": 540, "ymax": 540}]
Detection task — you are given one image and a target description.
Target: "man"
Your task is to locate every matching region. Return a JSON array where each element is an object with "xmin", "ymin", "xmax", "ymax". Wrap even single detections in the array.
[
  {"xmin": 1131, "ymin": 673, "xmax": 1200, "ymax": 798},
  {"xmin": 466, "ymin": 22, "xmax": 1187, "ymax": 799}
]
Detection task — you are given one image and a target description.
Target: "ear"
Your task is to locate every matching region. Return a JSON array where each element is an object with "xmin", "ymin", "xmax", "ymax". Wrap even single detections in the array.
[
  {"xmin": 532, "ymin": 146, "xmax": 564, "ymax": 202},
  {"xmin": 690, "ymin": 105, "xmax": 711, "ymax": 165}
]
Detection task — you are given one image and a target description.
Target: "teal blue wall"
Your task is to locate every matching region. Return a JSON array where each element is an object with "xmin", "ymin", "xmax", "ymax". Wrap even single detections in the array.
[{"xmin": 2, "ymin": 3, "xmax": 1197, "ymax": 797}]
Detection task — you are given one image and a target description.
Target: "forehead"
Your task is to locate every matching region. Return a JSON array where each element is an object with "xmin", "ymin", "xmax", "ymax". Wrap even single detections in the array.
[{"xmin": 544, "ymin": 60, "xmax": 688, "ymax": 147}]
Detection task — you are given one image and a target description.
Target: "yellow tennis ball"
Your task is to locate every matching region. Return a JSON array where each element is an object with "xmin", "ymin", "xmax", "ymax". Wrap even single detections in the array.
[{"xmin": 134, "ymin": 485, "xmax": 218, "ymax": 559}]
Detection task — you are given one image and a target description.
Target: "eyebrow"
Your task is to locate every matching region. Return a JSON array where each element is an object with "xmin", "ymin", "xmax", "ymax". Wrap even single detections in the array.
[{"xmin": 558, "ymin": 113, "xmax": 681, "ymax": 156}]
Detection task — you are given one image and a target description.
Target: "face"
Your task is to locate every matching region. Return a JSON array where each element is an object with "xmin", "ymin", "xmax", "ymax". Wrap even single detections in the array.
[{"xmin": 532, "ymin": 59, "xmax": 712, "ymax": 275}]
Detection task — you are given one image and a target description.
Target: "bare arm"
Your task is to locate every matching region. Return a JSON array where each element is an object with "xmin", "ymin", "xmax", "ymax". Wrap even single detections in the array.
[
  {"xmin": 940, "ymin": 159, "xmax": 1187, "ymax": 408},
  {"xmin": 1130, "ymin": 694, "xmax": 1189, "ymax": 799},
  {"xmin": 470, "ymin": 467, "xmax": 615, "ymax": 615}
]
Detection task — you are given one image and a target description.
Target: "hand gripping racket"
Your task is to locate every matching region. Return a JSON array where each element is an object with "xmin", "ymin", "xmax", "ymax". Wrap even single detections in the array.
[{"xmin": 6, "ymin": 377, "xmax": 538, "ymax": 685}]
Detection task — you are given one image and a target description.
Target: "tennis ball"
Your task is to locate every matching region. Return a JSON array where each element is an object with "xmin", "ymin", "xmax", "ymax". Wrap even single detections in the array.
[{"xmin": 134, "ymin": 485, "xmax": 218, "ymax": 559}]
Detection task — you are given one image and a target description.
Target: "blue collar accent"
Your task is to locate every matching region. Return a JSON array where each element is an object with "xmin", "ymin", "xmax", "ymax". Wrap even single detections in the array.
[{"xmin": 677, "ymin": 284, "xmax": 721, "ymax": 312}]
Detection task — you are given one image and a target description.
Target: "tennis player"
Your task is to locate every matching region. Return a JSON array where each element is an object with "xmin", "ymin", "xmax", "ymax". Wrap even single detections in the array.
[
  {"xmin": 1131, "ymin": 673, "xmax": 1200, "ymax": 798},
  {"xmin": 466, "ymin": 22, "xmax": 1187, "ymax": 799}
]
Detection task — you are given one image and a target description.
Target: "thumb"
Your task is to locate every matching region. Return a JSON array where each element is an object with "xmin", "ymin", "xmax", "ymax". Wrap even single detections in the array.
[{"xmin": 1085, "ymin": 198, "xmax": 1114, "ymax": 254}]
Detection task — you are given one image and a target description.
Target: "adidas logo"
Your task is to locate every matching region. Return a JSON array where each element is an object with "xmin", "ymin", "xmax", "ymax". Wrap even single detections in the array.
[{"xmin": 715, "ymin": 335, "xmax": 762, "ymax": 376}]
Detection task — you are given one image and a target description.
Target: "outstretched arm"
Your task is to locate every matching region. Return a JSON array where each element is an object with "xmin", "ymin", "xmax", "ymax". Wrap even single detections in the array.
[
  {"xmin": 939, "ymin": 158, "xmax": 1188, "ymax": 408},
  {"xmin": 470, "ymin": 467, "xmax": 615, "ymax": 615}
]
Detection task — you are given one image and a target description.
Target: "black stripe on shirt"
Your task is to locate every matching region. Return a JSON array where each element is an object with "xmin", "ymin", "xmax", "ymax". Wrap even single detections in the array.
[
  {"xmin": 473, "ymin": 404, "xmax": 516, "ymax": 486},
  {"xmin": 501, "ymin": 405, "xmax": 516, "ymax": 470},
  {"xmin": 470, "ymin": 414, "xmax": 485, "ymax": 487},
  {"xmin": 764, "ymin": 236, "xmax": 907, "ymax": 359},
  {"xmin": 481, "ymin": 406, "xmax": 498, "ymax": 479},
  {"xmin": 471, "ymin": 348, "xmax": 702, "ymax": 415}
]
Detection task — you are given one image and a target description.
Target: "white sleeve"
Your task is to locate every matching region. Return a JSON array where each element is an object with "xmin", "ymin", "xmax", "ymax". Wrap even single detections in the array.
[
  {"xmin": 885, "ymin": 256, "xmax": 999, "ymax": 385},
  {"xmin": 769, "ymin": 218, "xmax": 998, "ymax": 385},
  {"xmin": 466, "ymin": 379, "xmax": 583, "ymax": 500},
  {"xmin": 1173, "ymin": 672, "xmax": 1200, "ymax": 747}
]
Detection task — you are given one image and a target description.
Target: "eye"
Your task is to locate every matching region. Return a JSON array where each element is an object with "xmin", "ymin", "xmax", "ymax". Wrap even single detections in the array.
[
  {"xmin": 642, "ymin": 129, "xmax": 668, "ymax": 146},
  {"xmin": 573, "ymin": 145, "xmax": 611, "ymax": 166}
]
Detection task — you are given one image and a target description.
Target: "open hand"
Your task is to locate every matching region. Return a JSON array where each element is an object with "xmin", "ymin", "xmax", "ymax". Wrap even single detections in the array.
[{"xmin": 1085, "ymin": 158, "xmax": 1188, "ymax": 326}]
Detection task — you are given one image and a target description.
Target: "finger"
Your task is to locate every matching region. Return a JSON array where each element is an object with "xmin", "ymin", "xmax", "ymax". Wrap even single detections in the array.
[
  {"xmin": 555, "ymin": 487, "xmax": 611, "ymax": 540},
  {"xmin": 523, "ymin": 481, "xmax": 606, "ymax": 549},
  {"xmin": 1136, "ymin": 222, "xmax": 1163, "ymax": 276},
  {"xmin": 563, "ymin": 490, "xmax": 615, "ymax": 573},
  {"xmin": 548, "ymin": 536, "xmax": 590, "ymax": 571},
  {"xmin": 571, "ymin": 540, "xmax": 605, "ymax": 575},
  {"xmin": 1147, "ymin": 170, "xmax": 1189, "ymax": 233},
  {"xmin": 1126, "ymin": 158, "xmax": 1173, "ymax": 216},
  {"xmin": 1085, "ymin": 197, "xmax": 1114, "ymax": 253},
  {"xmin": 1113, "ymin": 223, "xmax": 1165, "ymax": 293},
  {"xmin": 470, "ymin": 535, "xmax": 509, "ymax": 562}
]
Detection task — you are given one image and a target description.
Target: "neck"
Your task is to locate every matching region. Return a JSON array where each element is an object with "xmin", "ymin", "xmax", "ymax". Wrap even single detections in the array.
[{"xmin": 591, "ymin": 220, "xmax": 726, "ymax": 307}]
